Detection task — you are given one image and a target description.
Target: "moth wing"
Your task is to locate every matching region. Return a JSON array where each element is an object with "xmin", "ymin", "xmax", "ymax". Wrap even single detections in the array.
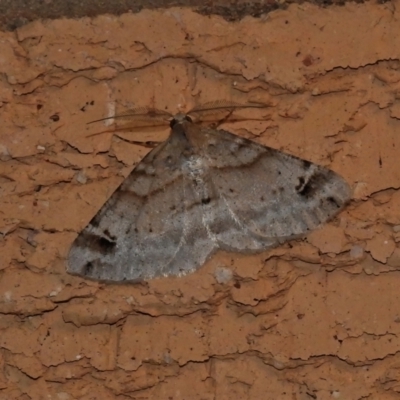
[
  {"xmin": 199, "ymin": 127, "xmax": 351, "ymax": 252},
  {"xmin": 67, "ymin": 137, "xmax": 216, "ymax": 282}
]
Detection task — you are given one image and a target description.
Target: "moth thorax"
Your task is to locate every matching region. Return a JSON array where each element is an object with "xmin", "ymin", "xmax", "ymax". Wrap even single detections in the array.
[
  {"xmin": 184, "ymin": 155, "xmax": 206, "ymax": 179},
  {"xmin": 170, "ymin": 113, "xmax": 193, "ymax": 128}
]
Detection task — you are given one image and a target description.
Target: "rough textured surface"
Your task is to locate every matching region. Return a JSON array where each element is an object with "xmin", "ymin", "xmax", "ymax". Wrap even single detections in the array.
[
  {"xmin": 0, "ymin": 0, "xmax": 378, "ymax": 31},
  {"xmin": 1, "ymin": 2, "xmax": 400, "ymax": 399}
]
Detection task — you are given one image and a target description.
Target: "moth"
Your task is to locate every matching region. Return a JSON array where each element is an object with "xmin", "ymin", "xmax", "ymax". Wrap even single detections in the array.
[{"xmin": 67, "ymin": 103, "xmax": 351, "ymax": 282}]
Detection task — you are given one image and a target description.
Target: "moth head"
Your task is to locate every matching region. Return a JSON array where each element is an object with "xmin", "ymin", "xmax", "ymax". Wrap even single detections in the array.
[{"xmin": 170, "ymin": 113, "xmax": 193, "ymax": 128}]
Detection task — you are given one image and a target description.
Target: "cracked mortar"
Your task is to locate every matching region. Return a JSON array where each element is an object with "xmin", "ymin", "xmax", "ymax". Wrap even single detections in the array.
[{"xmin": 1, "ymin": 2, "xmax": 400, "ymax": 399}]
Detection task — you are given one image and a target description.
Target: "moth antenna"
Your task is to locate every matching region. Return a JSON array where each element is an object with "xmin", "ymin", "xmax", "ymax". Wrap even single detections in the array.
[
  {"xmin": 87, "ymin": 107, "xmax": 173, "ymax": 125},
  {"xmin": 85, "ymin": 121, "xmax": 171, "ymax": 138},
  {"xmin": 188, "ymin": 100, "xmax": 266, "ymax": 115},
  {"xmin": 84, "ymin": 107, "xmax": 173, "ymax": 138}
]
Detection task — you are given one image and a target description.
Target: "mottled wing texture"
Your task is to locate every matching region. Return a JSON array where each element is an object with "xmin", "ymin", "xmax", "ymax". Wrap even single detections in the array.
[
  {"xmin": 68, "ymin": 119, "xmax": 351, "ymax": 282},
  {"xmin": 196, "ymin": 127, "xmax": 351, "ymax": 252},
  {"xmin": 68, "ymin": 135, "xmax": 216, "ymax": 281}
]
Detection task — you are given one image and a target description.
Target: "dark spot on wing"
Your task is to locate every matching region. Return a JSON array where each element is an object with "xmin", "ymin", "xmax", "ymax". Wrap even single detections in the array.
[
  {"xmin": 202, "ymin": 197, "xmax": 211, "ymax": 205},
  {"xmin": 103, "ymin": 229, "xmax": 116, "ymax": 240},
  {"xmin": 295, "ymin": 176, "xmax": 305, "ymax": 192},
  {"xmin": 326, "ymin": 196, "xmax": 341, "ymax": 208},
  {"xmin": 76, "ymin": 232, "xmax": 116, "ymax": 255},
  {"xmin": 303, "ymin": 160, "xmax": 311, "ymax": 169},
  {"xmin": 298, "ymin": 180, "xmax": 316, "ymax": 197},
  {"xmin": 296, "ymin": 173, "xmax": 327, "ymax": 198},
  {"xmin": 89, "ymin": 215, "xmax": 100, "ymax": 228},
  {"xmin": 83, "ymin": 261, "xmax": 94, "ymax": 275},
  {"xmin": 98, "ymin": 237, "xmax": 116, "ymax": 252}
]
